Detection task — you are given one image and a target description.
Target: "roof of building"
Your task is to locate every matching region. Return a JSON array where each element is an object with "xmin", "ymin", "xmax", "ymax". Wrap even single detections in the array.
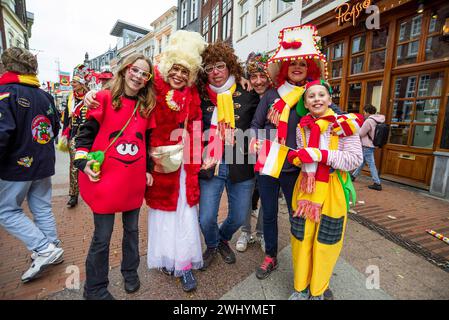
[
  {"xmin": 110, "ymin": 20, "xmax": 150, "ymax": 37},
  {"xmin": 150, "ymin": 6, "xmax": 177, "ymax": 27}
]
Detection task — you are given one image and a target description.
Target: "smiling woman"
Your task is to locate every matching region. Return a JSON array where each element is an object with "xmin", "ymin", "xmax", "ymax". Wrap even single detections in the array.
[{"xmin": 71, "ymin": 53, "xmax": 157, "ymax": 300}]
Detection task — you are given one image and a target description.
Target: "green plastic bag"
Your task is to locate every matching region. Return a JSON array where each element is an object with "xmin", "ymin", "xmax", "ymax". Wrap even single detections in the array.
[
  {"xmin": 336, "ymin": 170, "xmax": 357, "ymax": 212},
  {"xmin": 87, "ymin": 151, "xmax": 105, "ymax": 172}
]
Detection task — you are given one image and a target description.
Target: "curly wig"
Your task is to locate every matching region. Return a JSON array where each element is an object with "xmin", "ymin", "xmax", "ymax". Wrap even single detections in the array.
[
  {"xmin": 196, "ymin": 41, "xmax": 243, "ymax": 98},
  {"xmin": 1, "ymin": 47, "xmax": 38, "ymax": 75}
]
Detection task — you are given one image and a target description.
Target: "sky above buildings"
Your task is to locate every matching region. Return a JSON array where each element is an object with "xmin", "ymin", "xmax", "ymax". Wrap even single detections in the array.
[{"xmin": 27, "ymin": 0, "xmax": 177, "ymax": 83}]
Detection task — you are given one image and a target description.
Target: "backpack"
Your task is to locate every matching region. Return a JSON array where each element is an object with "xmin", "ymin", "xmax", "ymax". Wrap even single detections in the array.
[{"xmin": 368, "ymin": 118, "xmax": 389, "ymax": 148}]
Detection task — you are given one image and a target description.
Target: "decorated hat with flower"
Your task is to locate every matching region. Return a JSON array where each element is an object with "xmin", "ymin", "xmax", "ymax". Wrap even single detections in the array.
[
  {"xmin": 266, "ymin": 24, "xmax": 328, "ymax": 87},
  {"xmin": 245, "ymin": 51, "xmax": 270, "ymax": 78}
]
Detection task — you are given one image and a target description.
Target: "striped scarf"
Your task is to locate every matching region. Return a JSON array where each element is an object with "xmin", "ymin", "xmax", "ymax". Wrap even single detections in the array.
[
  {"xmin": 269, "ymin": 82, "xmax": 305, "ymax": 144},
  {"xmin": 0, "ymin": 72, "xmax": 40, "ymax": 87}
]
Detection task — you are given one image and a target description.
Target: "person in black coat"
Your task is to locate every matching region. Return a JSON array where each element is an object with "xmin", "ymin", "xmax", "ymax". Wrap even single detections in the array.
[{"xmin": 196, "ymin": 42, "xmax": 260, "ymax": 270}]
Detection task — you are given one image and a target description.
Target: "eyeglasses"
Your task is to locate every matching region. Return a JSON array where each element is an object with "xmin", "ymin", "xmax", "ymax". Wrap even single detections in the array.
[
  {"xmin": 127, "ymin": 65, "xmax": 153, "ymax": 81},
  {"xmin": 204, "ymin": 62, "xmax": 227, "ymax": 74}
]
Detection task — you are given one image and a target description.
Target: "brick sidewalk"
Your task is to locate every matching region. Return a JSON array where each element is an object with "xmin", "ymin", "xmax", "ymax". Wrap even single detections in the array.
[
  {"xmin": 0, "ymin": 187, "xmax": 231, "ymax": 300},
  {"xmin": 352, "ymin": 176, "xmax": 449, "ymax": 266}
]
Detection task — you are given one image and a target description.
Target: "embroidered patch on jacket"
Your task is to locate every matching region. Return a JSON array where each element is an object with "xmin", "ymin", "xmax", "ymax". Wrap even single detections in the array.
[
  {"xmin": 18, "ymin": 98, "xmax": 31, "ymax": 108},
  {"xmin": 31, "ymin": 115, "xmax": 53, "ymax": 145},
  {"xmin": 233, "ymin": 91, "xmax": 242, "ymax": 98},
  {"xmin": 17, "ymin": 157, "xmax": 33, "ymax": 168},
  {"xmin": 0, "ymin": 93, "xmax": 10, "ymax": 101}
]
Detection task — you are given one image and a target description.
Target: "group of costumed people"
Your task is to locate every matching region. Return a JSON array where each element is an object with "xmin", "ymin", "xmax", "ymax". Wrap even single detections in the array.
[{"xmin": 72, "ymin": 24, "xmax": 363, "ymax": 300}]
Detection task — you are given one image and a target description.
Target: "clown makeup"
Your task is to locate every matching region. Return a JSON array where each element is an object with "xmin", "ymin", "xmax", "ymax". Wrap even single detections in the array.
[
  {"xmin": 249, "ymin": 72, "xmax": 269, "ymax": 96},
  {"xmin": 287, "ymin": 60, "xmax": 308, "ymax": 85},
  {"xmin": 168, "ymin": 64, "xmax": 190, "ymax": 90},
  {"xmin": 124, "ymin": 59, "xmax": 150, "ymax": 96},
  {"xmin": 304, "ymin": 84, "xmax": 332, "ymax": 118}
]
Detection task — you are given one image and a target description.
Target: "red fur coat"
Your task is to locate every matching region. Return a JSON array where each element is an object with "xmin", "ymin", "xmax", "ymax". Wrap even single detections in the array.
[{"xmin": 145, "ymin": 69, "xmax": 203, "ymax": 211}]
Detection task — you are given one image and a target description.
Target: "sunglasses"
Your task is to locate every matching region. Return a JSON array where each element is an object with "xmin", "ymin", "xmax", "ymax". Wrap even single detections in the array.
[
  {"xmin": 204, "ymin": 62, "xmax": 227, "ymax": 74},
  {"xmin": 127, "ymin": 65, "xmax": 153, "ymax": 81}
]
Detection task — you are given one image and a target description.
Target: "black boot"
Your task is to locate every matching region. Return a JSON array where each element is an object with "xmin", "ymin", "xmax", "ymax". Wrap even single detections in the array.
[
  {"xmin": 368, "ymin": 183, "xmax": 382, "ymax": 191},
  {"xmin": 67, "ymin": 196, "xmax": 78, "ymax": 208}
]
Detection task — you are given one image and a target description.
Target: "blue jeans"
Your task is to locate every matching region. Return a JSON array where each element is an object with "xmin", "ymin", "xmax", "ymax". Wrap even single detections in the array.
[
  {"xmin": 352, "ymin": 147, "xmax": 381, "ymax": 184},
  {"xmin": 0, "ymin": 177, "xmax": 58, "ymax": 252},
  {"xmin": 257, "ymin": 171, "xmax": 299, "ymax": 258},
  {"xmin": 199, "ymin": 163, "xmax": 255, "ymax": 248}
]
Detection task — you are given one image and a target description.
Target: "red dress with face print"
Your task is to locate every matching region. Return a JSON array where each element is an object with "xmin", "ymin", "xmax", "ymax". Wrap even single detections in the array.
[{"xmin": 78, "ymin": 90, "xmax": 150, "ymax": 214}]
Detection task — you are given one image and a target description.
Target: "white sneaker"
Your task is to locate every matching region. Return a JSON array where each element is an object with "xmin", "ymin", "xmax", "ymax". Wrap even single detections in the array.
[
  {"xmin": 31, "ymin": 240, "xmax": 63, "ymax": 263},
  {"xmin": 236, "ymin": 232, "xmax": 251, "ymax": 252},
  {"xmin": 289, "ymin": 288, "xmax": 310, "ymax": 300},
  {"xmin": 22, "ymin": 243, "xmax": 64, "ymax": 283},
  {"xmin": 256, "ymin": 235, "xmax": 265, "ymax": 253}
]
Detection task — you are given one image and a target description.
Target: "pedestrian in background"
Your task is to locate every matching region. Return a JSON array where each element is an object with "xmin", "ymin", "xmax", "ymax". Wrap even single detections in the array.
[
  {"xmin": 0, "ymin": 47, "xmax": 64, "ymax": 283},
  {"xmin": 236, "ymin": 52, "xmax": 272, "ymax": 254},
  {"xmin": 351, "ymin": 104, "xmax": 385, "ymax": 191},
  {"xmin": 61, "ymin": 65, "xmax": 89, "ymax": 208},
  {"xmin": 74, "ymin": 53, "xmax": 156, "ymax": 300}
]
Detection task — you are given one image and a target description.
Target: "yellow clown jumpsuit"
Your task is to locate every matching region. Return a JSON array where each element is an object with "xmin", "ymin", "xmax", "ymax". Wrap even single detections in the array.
[{"xmin": 290, "ymin": 134, "xmax": 349, "ymax": 297}]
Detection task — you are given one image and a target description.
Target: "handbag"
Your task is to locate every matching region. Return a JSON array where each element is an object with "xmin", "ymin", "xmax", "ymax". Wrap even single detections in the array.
[{"xmin": 150, "ymin": 112, "xmax": 189, "ymax": 174}]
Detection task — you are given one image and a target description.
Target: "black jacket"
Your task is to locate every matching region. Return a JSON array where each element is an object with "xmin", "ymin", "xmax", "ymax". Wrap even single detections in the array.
[
  {"xmin": 0, "ymin": 83, "xmax": 60, "ymax": 181},
  {"xmin": 201, "ymin": 84, "xmax": 260, "ymax": 183}
]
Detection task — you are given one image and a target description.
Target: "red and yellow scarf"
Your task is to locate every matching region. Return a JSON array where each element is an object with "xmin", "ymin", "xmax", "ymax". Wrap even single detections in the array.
[{"xmin": 0, "ymin": 72, "xmax": 40, "ymax": 87}]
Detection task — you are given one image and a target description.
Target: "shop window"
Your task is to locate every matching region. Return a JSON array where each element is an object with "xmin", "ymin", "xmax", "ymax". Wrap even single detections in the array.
[
  {"xmin": 330, "ymin": 83, "xmax": 341, "ymax": 107},
  {"xmin": 396, "ymin": 5, "xmax": 449, "ymax": 66},
  {"xmin": 425, "ymin": 5, "xmax": 449, "ymax": 61},
  {"xmin": 389, "ymin": 72, "xmax": 444, "ymax": 149},
  {"xmin": 440, "ymin": 99, "xmax": 449, "ymax": 150},
  {"xmin": 327, "ymin": 41, "xmax": 344, "ymax": 79},
  {"xmin": 369, "ymin": 27, "xmax": 388, "ymax": 71},
  {"xmin": 366, "ymin": 80, "xmax": 383, "ymax": 112},
  {"xmin": 350, "ymin": 35, "xmax": 365, "ymax": 74},
  {"xmin": 347, "ymin": 82, "xmax": 362, "ymax": 113}
]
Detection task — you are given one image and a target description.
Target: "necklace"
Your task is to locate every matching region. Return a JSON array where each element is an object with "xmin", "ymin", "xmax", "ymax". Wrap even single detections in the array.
[{"xmin": 166, "ymin": 89, "xmax": 185, "ymax": 112}]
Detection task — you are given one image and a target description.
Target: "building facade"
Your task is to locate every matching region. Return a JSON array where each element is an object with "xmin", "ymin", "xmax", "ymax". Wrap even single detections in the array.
[
  {"xmin": 151, "ymin": 6, "xmax": 178, "ymax": 64},
  {"xmin": 178, "ymin": 0, "xmax": 201, "ymax": 32},
  {"xmin": 232, "ymin": 0, "xmax": 301, "ymax": 60},
  {"xmin": 304, "ymin": 0, "xmax": 449, "ymax": 196},
  {"xmin": 85, "ymin": 47, "xmax": 118, "ymax": 72},
  {"xmin": 200, "ymin": 0, "xmax": 233, "ymax": 45},
  {"xmin": 0, "ymin": 0, "xmax": 33, "ymax": 53},
  {"xmin": 109, "ymin": 20, "xmax": 151, "ymax": 70}
]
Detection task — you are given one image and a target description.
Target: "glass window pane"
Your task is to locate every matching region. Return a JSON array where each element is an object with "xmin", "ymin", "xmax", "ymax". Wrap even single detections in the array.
[
  {"xmin": 347, "ymin": 83, "xmax": 362, "ymax": 113},
  {"xmin": 440, "ymin": 99, "xmax": 449, "ymax": 149},
  {"xmin": 412, "ymin": 125, "xmax": 436, "ymax": 148},
  {"xmin": 351, "ymin": 56, "xmax": 364, "ymax": 74},
  {"xmin": 332, "ymin": 60, "xmax": 343, "ymax": 78},
  {"xmin": 331, "ymin": 84, "xmax": 341, "ymax": 107},
  {"xmin": 366, "ymin": 81, "xmax": 383, "ymax": 112},
  {"xmin": 389, "ymin": 125, "xmax": 409, "ymax": 145},
  {"xmin": 369, "ymin": 50, "xmax": 386, "ymax": 71},
  {"xmin": 352, "ymin": 35, "xmax": 365, "ymax": 54},
  {"xmin": 418, "ymin": 72, "xmax": 443, "ymax": 97},
  {"xmin": 394, "ymin": 75, "xmax": 417, "ymax": 99},
  {"xmin": 415, "ymin": 99, "xmax": 440, "ymax": 123},
  {"xmin": 398, "ymin": 15, "xmax": 422, "ymax": 42},
  {"xmin": 333, "ymin": 42, "xmax": 344, "ymax": 59},
  {"xmin": 425, "ymin": 36, "xmax": 449, "ymax": 61},
  {"xmin": 391, "ymin": 100, "xmax": 413, "ymax": 122},
  {"xmin": 372, "ymin": 27, "xmax": 388, "ymax": 49},
  {"xmin": 396, "ymin": 41, "xmax": 419, "ymax": 66}
]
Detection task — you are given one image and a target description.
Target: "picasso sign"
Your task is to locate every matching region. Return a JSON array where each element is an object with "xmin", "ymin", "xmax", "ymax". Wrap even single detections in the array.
[{"xmin": 336, "ymin": 0, "xmax": 372, "ymax": 27}]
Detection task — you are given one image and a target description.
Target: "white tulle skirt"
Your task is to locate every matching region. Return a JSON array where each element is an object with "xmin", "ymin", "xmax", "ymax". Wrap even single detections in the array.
[{"xmin": 147, "ymin": 167, "xmax": 203, "ymax": 277}]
